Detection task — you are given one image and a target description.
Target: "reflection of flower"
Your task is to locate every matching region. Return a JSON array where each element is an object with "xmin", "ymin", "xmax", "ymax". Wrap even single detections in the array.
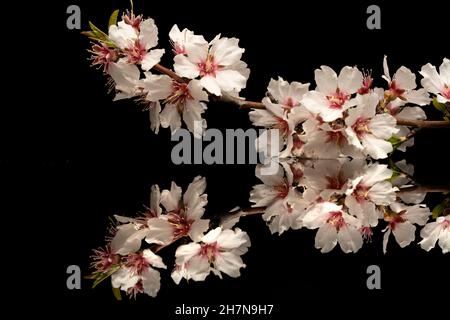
[
  {"xmin": 419, "ymin": 215, "xmax": 450, "ymax": 254},
  {"xmin": 172, "ymin": 227, "xmax": 250, "ymax": 283},
  {"xmin": 382, "ymin": 203, "xmax": 430, "ymax": 253}
]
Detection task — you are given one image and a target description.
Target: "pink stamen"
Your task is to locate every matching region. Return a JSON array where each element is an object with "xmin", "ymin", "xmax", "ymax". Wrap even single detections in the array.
[
  {"xmin": 198, "ymin": 54, "xmax": 219, "ymax": 77},
  {"xmin": 327, "ymin": 211, "xmax": 346, "ymax": 230},
  {"xmin": 352, "ymin": 116, "xmax": 371, "ymax": 138},
  {"xmin": 326, "ymin": 89, "xmax": 349, "ymax": 109}
]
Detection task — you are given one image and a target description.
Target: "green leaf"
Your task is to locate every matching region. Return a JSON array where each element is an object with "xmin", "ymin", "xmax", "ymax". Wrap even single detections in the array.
[
  {"xmin": 432, "ymin": 203, "xmax": 444, "ymax": 219},
  {"xmin": 92, "ymin": 264, "xmax": 121, "ymax": 289},
  {"xmin": 112, "ymin": 287, "xmax": 122, "ymax": 301},
  {"xmin": 89, "ymin": 21, "xmax": 109, "ymax": 42},
  {"xmin": 109, "ymin": 9, "xmax": 120, "ymax": 27}
]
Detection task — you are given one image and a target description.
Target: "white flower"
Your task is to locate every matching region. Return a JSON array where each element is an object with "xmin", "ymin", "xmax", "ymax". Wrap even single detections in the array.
[
  {"xmin": 419, "ymin": 215, "xmax": 450, "ymax": 254},
  {"xmin": 382, "ymin": 56, "xmax": 430, "ymax": 105},
  {"xmin": 157, "ymin": 176, "xmax": 210, "ymax": 242},
  {"xmin": 392, "ymin": 106, "xmax": 426, "ymax": 152},
  {"xmin": 250, "ymin": 164, "xmax": 292, "ymax": 208},
  {"xmin": 172, "ymin": 227, "xmax": 250, "ymax": 283},
  {"xmin": 345, "ymin": 93, "xmax": 399, "ymax": 159},
  {"xmin": 420, "ymin": 58, "xmax": 450, "ymax": 103},
  {"xmin": 111, "ymin": 249, "xmax": 166, "ymax": 298},
  {"xmin": 142, "ymin": 73, "xmax": 208, "ymax": 136},
  {"xmin": 262, "ymin": 195, "xmax": 306, "ymax": 235},
  {"xmin": 266, "ymin": 77, "xmax": 310, "ymax": 112},
  {"xmin": 345, "ymin": 163, "xmax": 397, "ymax": 227},
  {"xmin": 302, "ymin": 66, "xmax": 363, "ymax": 121},
  {"xmin": 303, "ymin": 202, "xmax": 363, "ymax": 253},
  {"xmin": 109, "ymin": 18, "xmax": 165, "ymax": 71},
  {"xmin": 382, "ymin": 203, "xmax": 430, "ymax": 253},
  {"xmin": 169, "ymin": 24, "xmax": 207, "ymax": 55},
  {"xmin": 173, "ymin": 36, "xmax": 249, "ymax": 96}
]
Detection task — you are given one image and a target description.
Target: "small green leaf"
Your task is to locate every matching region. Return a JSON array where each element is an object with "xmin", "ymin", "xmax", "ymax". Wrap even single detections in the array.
[
  {"xmin": 432, "ymin": 203, "xmax": 444, "ymax": 219},
  {"xmin": 89, "ymin": 21, "xmax": 109, "ymax": 42},
  {"xmin": 109, "ymin": 9, "xmax": 120, "ymax": 27},
  {"xmin": 112, "ymin": 287, "xmax": 122, "ymax": 301},
  {"xmin": 92, "ymin": 264, "xmax": 121, "ymax": 289}
]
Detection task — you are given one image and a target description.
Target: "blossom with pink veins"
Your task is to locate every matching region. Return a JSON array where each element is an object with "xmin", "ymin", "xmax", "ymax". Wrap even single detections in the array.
[
  {"xmin": 382, "ymin": 202, "xmax": 430, "ymax": 253},
  {"xmin": 419, "ymin": 215, "xmax": 450, "ymax": 254},
  {"xmin": 303, "ymin": 202, "xmax": 363, "ymax": 253},
  {"xmin": 169, "ymin": 24, "xmax": 207, "ymax": 55},
  {"xmin": 345, "ymin": 92, "xmax": 399, "ymax": 159},
  {"xmin": 172, "ymin": 227, "xmax": 251, "ymax": 283},
  {"xmin": 142, "ymin": 73, "xmax": 208, "ymax": 136},
  {"xmin": 111, "ymin": 249, "xmax": 166, "ymax": 298},
  {"xmin": 301, "ymin": 65, "xmax": 363, "ymax": 122},
  {"xmin": 382, "ymin": 56, "xmax": 430, "ymax": 105},
  {"xmin": 173, "ymin": 36, "xmax": 249, "ymax": 96},
  {"xmin": 154, "ymin": 176, "xmax": 210, "ymax": 243},
  {"xmin": 344, "ymin": 163, "xmax": 398, "ymax": 228},
  {"xmin": 420, "ymin": 58, "xmax": 450, "ymax": 103},
  {"xmin": 109, "ymin": 17, "xmax": 165, "ymax": 71}
]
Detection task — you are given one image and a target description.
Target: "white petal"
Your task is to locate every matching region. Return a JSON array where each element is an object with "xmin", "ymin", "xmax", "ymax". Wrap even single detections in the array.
[
  {"xmin": 337, "ymin": 226, "xmax": 363, "ymax": 253},
  {"xmin": 142, "ymin": 249, "xmax": 167, "ymax": 269},
  {"xmin": 141, "ymin": 268, "xmax": 161, "ymax": 297},
  {"xmin": 315, "ymin": 224, "xmax": 338, "ymax": 253},
  {"xmin": 315, "ymin": 66, "xmax": 338, "ymax": 94},
  {"xmin": 141, "ymin": 49, "xmax": 165, "ymax": 71},
  {"xmin": 174, "ymin": 54, "xmax": 200, "ymax": 79},
  {"xmin": 393, "ymin": 66, "xmax": 416, "ymax": 90},
  {"xmin": 337, "ymin": 66, "xmax": 363, "ymax": 94},
  {"xmin": 139, "ymin": 18, "xmax": 158, "ymax": 50},
  {"xmin": 188, "ymin": 219, "xmax": 210, "ymax": 242},
  {"xmin": 215, "ymin": 252, "xmax": 245, "ymax": 278},
  {"xmin": 145, "ymin": 218, "xmax": 174, "ymax": 245},
  {"xmin": 392, "ymin": 221, "xmax": 416, "ymax": 248},
  {"xmin": 160, "ymin": 104, "xmax": 181, "ymax": 135},
  {"xmin": 200, "ymin": 76, "xmax": 222, "ymax": 96},
  {"xmin": 160, "ymin": 181, "xmax": 182, "ymax": 211}
]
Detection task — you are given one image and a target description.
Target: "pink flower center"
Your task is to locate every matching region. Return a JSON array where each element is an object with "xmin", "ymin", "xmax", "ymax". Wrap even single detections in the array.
[
  {"xmin": 325, "ymin": 175, "xmax": 344, "ymax": 190},
  {"xmin": 353, "ymin": 184, "xmax": 370, "ymax": 203},
  {"xmin": 326, "ymin": 89, "xmax": 349, "ymax": 109},
  {"xmin": 388, "ymin": 80, "xmax": 406, "ymax": 98},
  {"xmin": 358, "ymin": 73, "xmax": 373, "ymax": 94},
  {"xmin": 273, "ymin": 117, "xmax": 290, "ymax": 137},
  {"xmin": 125, "ymin": 41, "xmax": 147, "ymax": 64},
  {"xmin": 91, "ymin": 246, "xmax": 119, "ymax": 272},
  {"xmin": 90, "ymin": 44, "xmax": 118, "ymax": 71},
  {"xmin": 327, "ymin": 211, "xmax": 346, "ymax": 230},
  {"xmin": 199, "ymin": 242, "xmax": 219, "ymax": 261},
  {"xmin": 441, "ymin": 219, "xmax": 450, "ymax": 229},
  {"xmin": 352, "ymin": 117, "xmax": 371, "ymax": 137},
  {"xmin": 125, "ymin": 253, "xmax": 150, "ymax": 275},
  {"xmin": 283, "ymin": 97, "xmax": 297, "ymax": 110},
  {"xmin": 168, "ymin": 210, "xmax": 194, "ymax": 238},
  {"xmin": 442, "ymin": 84, "xmax": 450, "ymax": 99},
  {"xmin": 165, "ymin": 81, "xmax": 193, "ymax": 111},
  {"xmin": 275, "ymin": 182, "xmax": 290, "ymax": 199},
  {"xmin": 385, "ymin": 212, "xmax": 406, "ymax": 230},
  {"xmin": 325, "ymin": 130, "xmax": 347, "ymax": 145},
  {"xmin": 173, "ymin": 43, "xmax": 186, "ymax": 55},
  {"xmin": 198, "ymin": 54, "xmax": 219, "ymax": 77}
]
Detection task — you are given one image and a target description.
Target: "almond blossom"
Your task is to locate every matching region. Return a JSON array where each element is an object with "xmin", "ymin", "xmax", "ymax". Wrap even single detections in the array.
[
  {"xmin": 109, "ymin": 17, "xmax": 164, "ymax": 71},
  {"xmin": 420, "ymin": 58, "xmax": 450, "ymax": 103},
  {"xmin": 303, "ymin": 202, "xmax": 363, "ymax": 253},
  {"xmin": 111, "ymin": 249, "xmax": 166, "ymax": 298},
  {"xmin": 345, "ymin": 93, "xmax": 399, "ymax": 159},
  {"xmin": 382, "ymin": 56, "xmax": 430, "ymax": 105},
  {"xmin": 344, "ymin": 163, "xmax": 397, "ymax": 227},
  {"xmin": 419, "ymin": 215, "xmax": 450, "ymax": 254},
  {"xmin": 173, "ymin": 36, "xmax": 249, "ymax": 96},
  {"xmin": 382, "ymin": 202, "xmax": 430, "ymax": 253},
  {"xmin": 302, "ymin": 66, "xmax": 363, "ymax": 121},
  {"xmin": 172, "ymin": 227, "xmax": 250, "ymax": 283},
  {"xmin": 142, "ymin": 73, "xmax": 209, "ymax": 136}
]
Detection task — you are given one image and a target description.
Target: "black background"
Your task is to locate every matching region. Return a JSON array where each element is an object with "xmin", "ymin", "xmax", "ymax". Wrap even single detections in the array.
[{"xmin": 2, "ymin": 0, "xmax": 449, "ymax": 318}]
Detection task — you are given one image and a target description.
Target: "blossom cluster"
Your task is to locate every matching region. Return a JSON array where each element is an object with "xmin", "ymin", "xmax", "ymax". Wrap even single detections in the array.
[
  {"xmin": 91, "ymin": 176, "xmax": 250, "ymax": 298},
  {"xmin": 86, "ymin": 11, "xmax": 249, "ymax": 136},
  {"xmin": 250, "ymin": 159, "xmax": 449, "ymax": 254},
  {"xmin": 250, "ymin": 57, "xmax": 450, "ymax": 159}
]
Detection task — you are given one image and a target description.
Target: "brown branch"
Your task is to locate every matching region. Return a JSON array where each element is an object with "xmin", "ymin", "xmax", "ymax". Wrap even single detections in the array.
[
  {"xmin": 397, "ymin": 185, "xmax": 450, "ymax": 195},
  {"xmin": 219, "ymin": 206, "xmax": 265, "ymax": 226},
  {"xmin": 395, "ymin": 119, "xmax": 450, "ymax": 128},
  {"xmin": 152, "ymin": 63, "xmax": 186, "ymax": 83}
]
